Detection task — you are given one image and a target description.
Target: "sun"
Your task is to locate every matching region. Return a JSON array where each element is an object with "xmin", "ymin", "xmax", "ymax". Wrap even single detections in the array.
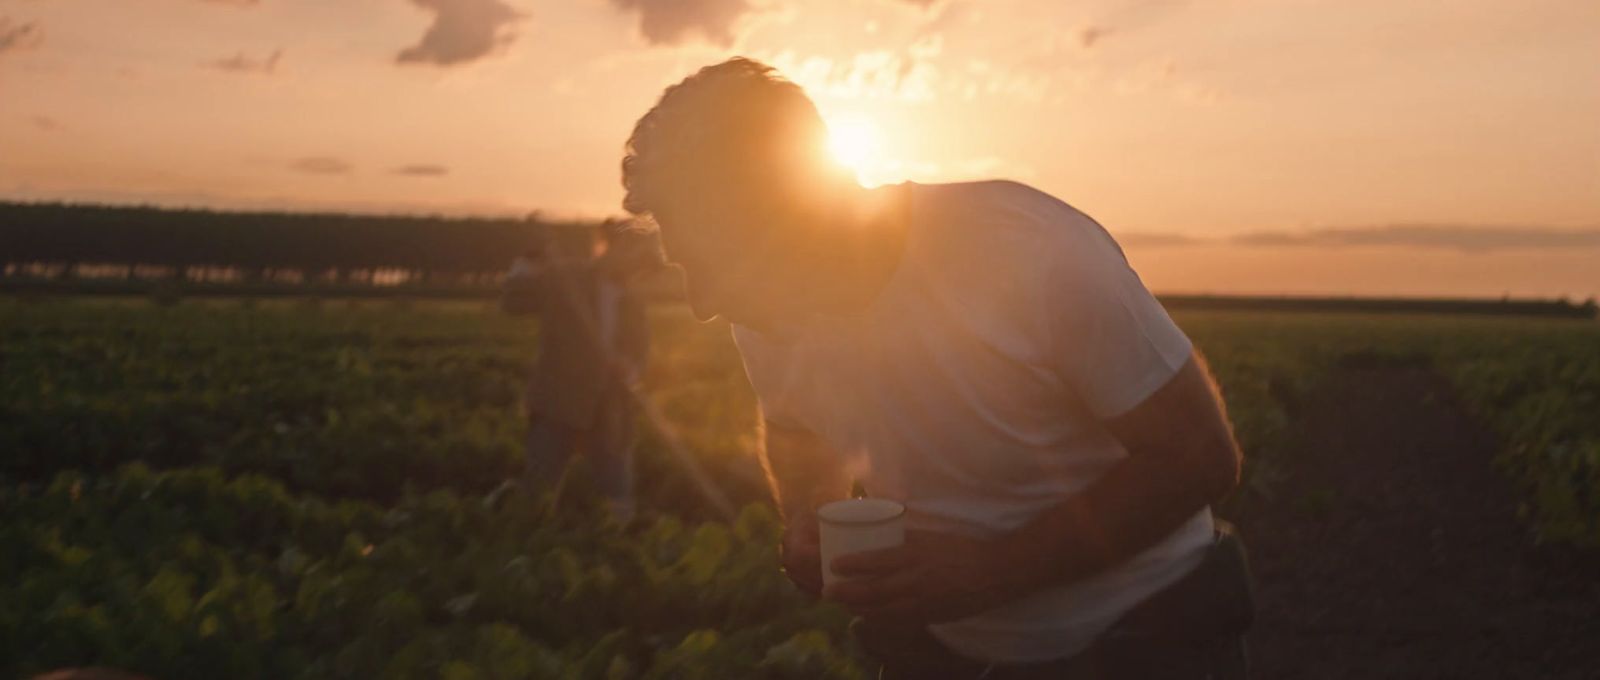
[{"xmin": 826, "ymin": 114, "xmax": 881, "ymax": 175}]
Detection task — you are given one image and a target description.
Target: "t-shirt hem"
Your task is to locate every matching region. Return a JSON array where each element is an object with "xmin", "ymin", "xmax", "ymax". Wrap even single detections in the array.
[{"xmin": 926, "ymin": 508, "xmax": 1214, "ymax": 664}]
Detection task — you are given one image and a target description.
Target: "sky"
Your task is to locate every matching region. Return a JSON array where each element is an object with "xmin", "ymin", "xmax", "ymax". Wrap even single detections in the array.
[{"xmin": 2, "ymin": 0, "xmax": 1597, "ymax": 298}]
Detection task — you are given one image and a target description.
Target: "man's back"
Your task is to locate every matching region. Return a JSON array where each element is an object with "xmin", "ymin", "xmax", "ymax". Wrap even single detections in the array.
[{"xmin": 732, "ymin": 180, "xmax": 1213, "ymax": 663}]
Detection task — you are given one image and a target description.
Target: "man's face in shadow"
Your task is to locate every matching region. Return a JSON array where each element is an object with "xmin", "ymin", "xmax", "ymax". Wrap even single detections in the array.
[{"xmin": 652, "ymin": 198, "xmax": 807, "ymax": 335}]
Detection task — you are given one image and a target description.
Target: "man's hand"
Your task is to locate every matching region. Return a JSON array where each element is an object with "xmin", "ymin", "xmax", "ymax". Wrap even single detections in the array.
[
  {"xmin": 822, "ymin": 529, "xmax": 1041, "ymax": 624},
  {"xmin": 780, "ymin": 513, "xmax": 824, "ymax": 597}
]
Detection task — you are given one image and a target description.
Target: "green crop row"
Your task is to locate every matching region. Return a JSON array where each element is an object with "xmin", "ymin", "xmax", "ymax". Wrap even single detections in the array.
[
  {"xmin": 0, "ymin": 300, "xmax": 770, "ymax": 511},
  {"xmin": 1431, "ymin": 324, "xmax": 1600, "ymax": 546},
  {"xmin": 1, "ymin": 464, "xmax": 863, "ymax": 680},
  {"xmin": 1180, "ymin": 311, "xmax": 1600, "ymax": 546},
  {"xmin": 4, "ymin": 298, "xmax": 1597, "ymax": 679}
]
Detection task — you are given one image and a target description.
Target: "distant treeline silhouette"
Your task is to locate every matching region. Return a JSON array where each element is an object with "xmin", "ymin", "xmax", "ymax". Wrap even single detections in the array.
[
  {"xmin": 0, "ymin": 201, "xmax": 602, "ymax": 284},
  {"xmin": 2, "ymin": 201, "xmax": 1593, "ymax": 318},
  {"xmin": 1159, "ymin": 294, "xmax": 1597, "ymax": 320}
]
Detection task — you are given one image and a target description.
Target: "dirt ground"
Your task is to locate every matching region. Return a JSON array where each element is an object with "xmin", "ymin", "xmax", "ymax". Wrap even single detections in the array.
[{"xmin": 1229, "ymin": 361, "xmax": 1600, "ymax": 679}]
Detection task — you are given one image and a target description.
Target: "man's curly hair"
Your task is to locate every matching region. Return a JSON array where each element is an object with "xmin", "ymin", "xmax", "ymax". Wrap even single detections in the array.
[{"xmin": 621, "ymin": 58, "xmax": 828, "ymax": 218}]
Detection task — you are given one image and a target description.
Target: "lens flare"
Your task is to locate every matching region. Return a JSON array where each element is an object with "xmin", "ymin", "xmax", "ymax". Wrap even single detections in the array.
[{"xmin": 826, "ymin": 115, "xmax": 881, "ymax": 174}]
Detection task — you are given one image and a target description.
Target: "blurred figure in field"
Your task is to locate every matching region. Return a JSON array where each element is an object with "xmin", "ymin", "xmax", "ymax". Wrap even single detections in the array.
[
  {"xmin": 507, "ymin": 246, "xmax": 544, "ymax": 280},
  {"xmin": 622, "ymin": 58, "xmax": 1251, "ymax": 679},
  {"xmin": 520, "ymin": 222, "xmax": 662, "ymax": 519},
  {"xmin": 501, "ymin": 242, "xmax": 548, "ymax": 315}
]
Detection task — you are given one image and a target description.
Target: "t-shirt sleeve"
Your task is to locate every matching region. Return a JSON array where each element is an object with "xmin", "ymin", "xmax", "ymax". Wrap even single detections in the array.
[
  {"xmin": 1045, "ymin": 230, "xmax": 1193, "ymax": 419},
  {"xmin": 729, "ymin": 324, "xmax": 807, "ymax": 428}
]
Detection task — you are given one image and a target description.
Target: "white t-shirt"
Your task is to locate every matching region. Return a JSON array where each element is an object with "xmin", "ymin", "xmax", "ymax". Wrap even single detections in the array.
[{"xmin": 732, "ymin": 180, "xmax": 1213, "ymax": 664}]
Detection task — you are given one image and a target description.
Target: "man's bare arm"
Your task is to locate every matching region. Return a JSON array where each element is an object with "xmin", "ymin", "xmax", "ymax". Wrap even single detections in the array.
[
  {"xmin": 826, "ymin": 350, "xmax": 1241, "ymax": 621},
  {"xmin": 1001, "ymin": 351, "xmax": 1242, "ymax": 591},
  {"xmin": 760, "ymin": 416, "xmax": 853, "ymax": 596}
]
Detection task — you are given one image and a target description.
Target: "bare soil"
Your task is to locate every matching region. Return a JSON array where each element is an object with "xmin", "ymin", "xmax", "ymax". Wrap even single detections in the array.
[{"xmin": 1229, "ymin": 361, "xmax": 1600, "ymax": 679}]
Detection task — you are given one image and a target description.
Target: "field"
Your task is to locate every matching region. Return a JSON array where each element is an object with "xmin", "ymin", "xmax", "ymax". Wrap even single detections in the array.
[{"xmin": 3, "ymin": 297, "xmax": 1598, "ymax": 679}]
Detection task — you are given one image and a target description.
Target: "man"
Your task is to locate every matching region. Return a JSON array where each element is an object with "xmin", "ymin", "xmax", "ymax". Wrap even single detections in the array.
[
  {"xmin": 622, "ymin": 58, "xmax": 1250, "ymax": 678},
  {"xmin": 508, "ymin": 246, "xmax": 545, "ymax": 280},
  {"xmin": 501, "ymin": 243, "xmax": 547, "ymax": 315},
  {"xmin": 521, "ymin": 224, "xmax": 659, "ymax": 519}
]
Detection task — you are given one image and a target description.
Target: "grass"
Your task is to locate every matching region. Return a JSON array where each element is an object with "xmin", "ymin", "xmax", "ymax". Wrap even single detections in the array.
[{"xmin": 2, "ymin": 296, "xmax": 1597, "ymax": 677}]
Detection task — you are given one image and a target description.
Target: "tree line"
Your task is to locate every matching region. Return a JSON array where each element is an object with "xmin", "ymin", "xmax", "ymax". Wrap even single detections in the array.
[
  {"xmin": 0, "ymin": 201, "xmax": 604, "ymax": 283},
  {"xmin": 3, "ymin": 201, "xmax": 1591, "ymax": 317}
]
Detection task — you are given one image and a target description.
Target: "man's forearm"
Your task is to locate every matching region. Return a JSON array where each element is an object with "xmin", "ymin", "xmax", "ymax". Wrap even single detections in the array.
[
  {"xmin": 1001, "ymin": 355, "xmax": 1241, "ymax": 594},
  {"xmin": 1000, "ymin": 453, "xmax": 1225, "ymax": 594}
]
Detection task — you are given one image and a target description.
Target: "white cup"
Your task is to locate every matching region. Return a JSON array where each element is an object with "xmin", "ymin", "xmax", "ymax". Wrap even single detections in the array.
[{"xmin": 817, "ymin": 498, "xmax": 906, "ymax": 588}]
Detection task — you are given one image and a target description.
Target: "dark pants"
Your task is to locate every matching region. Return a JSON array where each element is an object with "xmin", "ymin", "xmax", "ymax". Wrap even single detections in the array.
[
  {"xmin": 860, "ymin": 525, "xmax": 1254, "ymax": 680},
  {"xmin": 858, "ymin": 620, "xmax": 1247, "ymax": 680},
  {"xmin": 524, "ymin": 389, "xmax": 635, "ymax": 516}
]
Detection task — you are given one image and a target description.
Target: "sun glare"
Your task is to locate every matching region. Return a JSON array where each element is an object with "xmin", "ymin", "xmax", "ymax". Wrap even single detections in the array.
[{"xmin": 826, "ymin": 115, "xmax": 881, "ymax": 176}]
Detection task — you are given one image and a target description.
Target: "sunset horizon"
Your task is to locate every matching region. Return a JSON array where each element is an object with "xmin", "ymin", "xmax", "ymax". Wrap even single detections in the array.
[
  {"xmin": 3, "ymin": 0, "xmax": 1596, "ymax": 298},
  {"xmin": 5, "ymin": 3, "xmax": 1600, "ymax": 676}
]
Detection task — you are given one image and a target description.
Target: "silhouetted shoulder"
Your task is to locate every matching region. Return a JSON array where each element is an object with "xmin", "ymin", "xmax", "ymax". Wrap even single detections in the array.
[{"xmin": 909, "ymin": 180, "xmax": 1128, "ymax": 274}]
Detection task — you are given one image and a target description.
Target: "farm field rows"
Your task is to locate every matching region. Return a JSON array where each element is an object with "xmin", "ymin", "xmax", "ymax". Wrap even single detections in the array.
[{"xmin": 3, "ymin": 298, "xmax": 1596, "ymax": 678}]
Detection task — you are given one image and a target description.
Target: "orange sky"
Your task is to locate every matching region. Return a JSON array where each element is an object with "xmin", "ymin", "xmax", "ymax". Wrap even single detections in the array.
[{"xmin": 1, "ymin": 0, "xmax": 1596, "ymax": 298}]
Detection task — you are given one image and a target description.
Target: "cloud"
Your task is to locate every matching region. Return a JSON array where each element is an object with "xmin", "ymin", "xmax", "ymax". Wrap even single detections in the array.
[
  {"xmin": 913, "ymin": 0, "xmax": 973, "ymax": 37},
  {"xmin": 1078, "ymin": 25, "xmax": 1113, "ymax": 48},
  {"xmin": 394, "ymin": 164, "xmax": 449, "ymax": 177},
  {"xmin": 1231, "ymin": 224, "xmax": 1600, "ymax": 252},
  {"xmin": 609, "ymin": 0, "xmax": 752, "ymax": 47},
  {"xmin": 766, "ymin": 39, "xmax": 946, "ymax": 102},
  {"xmin": 0, "ymin": 17, "xmax": 42, "ymax": 56},
  {"xmin": 289, "ymin": 157, "xmax": 353, "ymax": 175},
  {"xmin": 398, "ymin": 0, "xmax": 523, "ymax": 67},
  {"xmin": 207, "ymin": 49, "xmax": 282, "ymax": 74},
  {"xmin": 1120, "ymin": 224, "xmax": 1600, "ymax": 252},
  {"xmin": 1116, "ymin": 232, "xmax": 1201, "ymax": 248},
  {"xmin": 1096, "ymin": 0, "xmax": 1188, "ymax": 33},
  {"xmin": 1042, "ymin": 1, "xmax": 1185, "ymax": 55}
]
